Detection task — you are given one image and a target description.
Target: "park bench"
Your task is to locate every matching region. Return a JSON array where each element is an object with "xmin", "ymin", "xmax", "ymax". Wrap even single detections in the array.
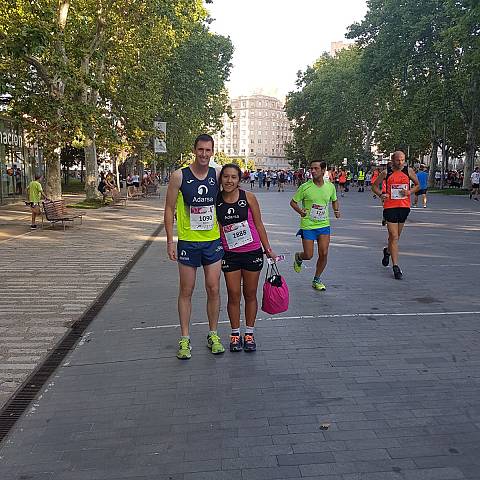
[
  {"xmin": 110, "ymin": 189, "xmax": 128, "ymax": 207},
  {"xmin": 41, "ymin": 200, "xmax": 84, "ymax": 230},
  {"xmin": 145, "ymin": 183, "xmax": 160, "ymax": 197}
]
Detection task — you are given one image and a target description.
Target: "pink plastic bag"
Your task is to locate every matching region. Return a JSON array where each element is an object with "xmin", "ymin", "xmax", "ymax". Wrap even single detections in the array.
[{"xmin": 261, "ymin": 263, "xmax": 289, "ymax": 315}]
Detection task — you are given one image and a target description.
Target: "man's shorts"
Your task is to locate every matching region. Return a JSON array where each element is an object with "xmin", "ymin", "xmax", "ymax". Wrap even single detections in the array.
[
  {"xmin": 296, "ymin": 226, "xmax": 331, "ymax": 240},
  {"xmin": 221, "ymin": 248, "xmax": 264, "ymax": 273},
  {"xmin": 416, "ymin": 188, "xmax": 428, "ymax": 195},
  {"xmin": 472, "ymin": 184, "xmax": 480, "ymax": 189},
  {"xmin": 383, "ymin": 208, "xmax": 410, "ymax": 224},
  {"xmin": 177, "ymin": 239, "xmax": 224, "ymax": 268},
  {"xmin": 25, "ymin": 202, "xmax": 40, "ymax": 208}
]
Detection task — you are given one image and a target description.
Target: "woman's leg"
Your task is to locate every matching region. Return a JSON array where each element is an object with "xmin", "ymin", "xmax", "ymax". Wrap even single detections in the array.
[
  {"xmin": 224, "ymin": 270, "xmax": 242, "ymax": 330},
  {"xmin": 241, "ymin": 269, "xmax": 261, "ymax": 327}
]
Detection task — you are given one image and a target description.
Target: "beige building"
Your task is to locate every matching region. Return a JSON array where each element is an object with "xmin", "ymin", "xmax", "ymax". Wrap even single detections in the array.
[
  {"xmin": 330, "ymin": 41, "xmax": 351, "ymax": 57},
  {"xmin": 214, "ymin": 94, "xmax": 293, "ymax": 170}
]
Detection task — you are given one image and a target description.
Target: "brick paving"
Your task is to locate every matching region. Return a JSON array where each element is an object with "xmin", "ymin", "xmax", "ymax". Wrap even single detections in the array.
[
  {"xmin": 0, "ymin": 193, "xmax": 165, "ymax": 409},
  {"xmin": 0, "ymin": 190, "xmax": 479, "ymax": 479}
]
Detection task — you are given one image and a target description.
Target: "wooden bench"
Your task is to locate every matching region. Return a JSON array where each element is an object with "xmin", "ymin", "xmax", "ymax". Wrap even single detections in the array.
[
  {"xmin": 41, "ymin": 200, "xmax": 84, "ymax": 230},
  {"xmin": 110, "ymin": 189, "xmax": 128, "ymax": 207},
  {"xmin": 145, "ymin": 183, "xmax": 160, "ymax": 197}
]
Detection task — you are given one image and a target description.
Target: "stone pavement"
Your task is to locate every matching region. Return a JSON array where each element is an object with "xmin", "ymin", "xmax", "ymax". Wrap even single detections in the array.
[
  {"xmin": 1, "ymin": 189, "xmax": 480, "ymax": 480},
  {"xmin": 0, "ymin": 192, "xmax": 165, "ymax": 409}
]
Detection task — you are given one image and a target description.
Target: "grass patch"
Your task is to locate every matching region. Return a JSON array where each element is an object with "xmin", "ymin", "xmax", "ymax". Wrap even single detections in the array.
[
  {"xmin": 62, "ymin": 179, "xmax": 85, "ymax": 194},
  {"xmin": 67, "ymin": 198, "xmax": 107, "ymax": 209},
  {"xmin": 429, "ymin": 188, "xmax": 469, "ymax": 195}
]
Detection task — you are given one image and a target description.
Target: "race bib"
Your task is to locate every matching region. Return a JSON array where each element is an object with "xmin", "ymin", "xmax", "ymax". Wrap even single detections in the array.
[
  {"xmin": 223, "ymin": 221, "xmax": 253, "ymax": 249},
  {"xmin": 310, "ymin": 203, "xmax": 327, "ymax": 221},
  {"xmin": 190, "ymin": 205, "xmax": 214, "ymax": 230},
  {"xmin": 390, "ymin": 184, "xmax": 409, "ymax": 200}
]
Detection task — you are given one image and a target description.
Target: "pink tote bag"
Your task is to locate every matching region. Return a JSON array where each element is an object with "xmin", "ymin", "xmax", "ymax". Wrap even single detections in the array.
[{"xmin": 261, "ymin": 263, "xmax": 289, "ymax": 315}]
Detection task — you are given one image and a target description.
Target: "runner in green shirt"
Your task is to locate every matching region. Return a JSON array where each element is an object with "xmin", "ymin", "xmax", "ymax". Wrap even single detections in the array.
[
  {"xmin": 290, "ymin": 160, "xmax": 340, "ymax": 291},
  {"xmin": 26, "ymin": 174, "xmax": 48, "ymax": 229}
]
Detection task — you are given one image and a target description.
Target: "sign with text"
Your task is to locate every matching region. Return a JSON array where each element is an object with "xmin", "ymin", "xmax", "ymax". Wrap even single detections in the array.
[{"xmin": 153, "ymin": 121, "xmax": 167, "ymax": 153}]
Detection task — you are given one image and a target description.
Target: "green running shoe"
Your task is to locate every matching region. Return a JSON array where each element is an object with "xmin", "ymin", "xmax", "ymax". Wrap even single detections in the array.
[
  {"xmin": 312, "ymin": 280, "xmax": 326, "ymax": 291},
  {"xmin": 207, "ymin": 332, "xmax": 225, "ymax": 354},
  {"xmin": 177, "ymin": 337, "xmax": 191, "ymax": 359},
  {"xmin": 293, "ymin": 252, "xmax": 303, "ymax": 273}
]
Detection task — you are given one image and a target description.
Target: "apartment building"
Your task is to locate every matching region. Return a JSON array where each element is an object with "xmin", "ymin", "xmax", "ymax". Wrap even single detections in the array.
[{"xmin": 214, "ymin": 94, "xmax": 293, "ymax": 170}]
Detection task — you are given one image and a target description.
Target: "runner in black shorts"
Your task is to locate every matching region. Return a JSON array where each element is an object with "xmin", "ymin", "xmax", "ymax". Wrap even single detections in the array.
[{"xmin": 217, "ymin": 164, "xmax": 277, "ymax": 352}]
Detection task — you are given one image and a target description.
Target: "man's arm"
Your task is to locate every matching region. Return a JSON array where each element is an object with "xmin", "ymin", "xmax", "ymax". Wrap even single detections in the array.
[
  {"xmin": 372, "ymin": 170, "xmax": 387, "ymax": 199},
  {"xmin": 408, "ymin": 168, "xmax": 420, "ymax": 195},
  {"xmin": 332, "ymin": 199, "xmax": 340, "ymax": 218},
  {"xmin": 290, "ymin": 198, "xmax": 306, "ymax": 217},
  {"xmin": 163, "ymin": 170, "xmax": 182, "ymax": 261}
]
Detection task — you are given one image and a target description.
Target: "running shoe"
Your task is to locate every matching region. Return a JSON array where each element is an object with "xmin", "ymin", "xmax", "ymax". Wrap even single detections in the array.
[
  {"xmin": 393, "ymin": 265, "xmax": 403, "ymax": 280},
  {"xmin": 30, "ymin": 224, "xmax": 37, "ymax": 229},
  {"xmin": 293, "ymin": 252, "xmax": 303, "ymax": 273},
  {"xmin": 207, "ymin": 332, "xmax": 225, "ymax": 354},
  {"xmin": 312, "ymin": 279, "xmax": 326, "ymax": 291},
  {"xmin": 382, "ymin": 247, "xmax": 390, "ymax": 267},
  {"xmin": 177, "ymin": 337, "xmax": 191, "ymax": 359},
  {"xmin": 423, "ymin": 205, "xmax": 427, "ymax": 208},
  {"xmin": 412, "ymin": 204, "xmax": 417, "ymax": 208},
  {"xmin": 243, "ymin": 334, "xmax": 256, "ymax": 352},
  {"xmin": 229, "ymin": 333, "xmax": 243, "ymax": 352}
]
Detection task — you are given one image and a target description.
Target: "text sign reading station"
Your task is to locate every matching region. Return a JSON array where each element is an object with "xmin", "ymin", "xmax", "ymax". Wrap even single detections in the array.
[{"xmin": 0, "ymin": 129, "xmax": 23, "ymax": 149}]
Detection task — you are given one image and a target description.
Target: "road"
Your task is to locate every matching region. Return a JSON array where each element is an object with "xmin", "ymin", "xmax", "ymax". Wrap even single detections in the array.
[{"xmin": 1, "ymin": 187, "xmax": 479, "ymax": 480}]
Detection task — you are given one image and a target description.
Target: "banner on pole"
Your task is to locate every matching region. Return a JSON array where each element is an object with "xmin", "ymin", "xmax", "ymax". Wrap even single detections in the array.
[{"xmin": 154, "ymin": 121, "xmax": 167, "ymax": 153}]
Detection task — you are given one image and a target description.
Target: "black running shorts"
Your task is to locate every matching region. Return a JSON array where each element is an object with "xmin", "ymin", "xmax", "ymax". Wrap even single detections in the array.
[
  {"xmin": 221, "ymin": 248, "xmax": 264, "ymax": 273},
  {"xmin": 383, "ymin": 207, "xmax": 410, "ymax": 224}
]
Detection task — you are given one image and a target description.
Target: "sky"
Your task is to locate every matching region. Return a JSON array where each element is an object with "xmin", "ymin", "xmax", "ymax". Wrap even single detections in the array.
[{"xmin": 207, "ymin": 0, "xmax": 368, "ymax": 101}]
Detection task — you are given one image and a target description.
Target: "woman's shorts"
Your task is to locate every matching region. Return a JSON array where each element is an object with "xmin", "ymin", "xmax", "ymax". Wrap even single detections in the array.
[
  {"xmin": 221, "ymin": 248, "xmax": 264, "ymax": 273},
  {"xmin": 133, "ymin": 182, "xmax": 140, "ymax": 188},
  {"xmin": 383, "ymin": 207, "xmax": 410, "ymax": 224}
]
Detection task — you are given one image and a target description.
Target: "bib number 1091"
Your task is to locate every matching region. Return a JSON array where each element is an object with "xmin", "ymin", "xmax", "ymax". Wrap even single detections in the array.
[{"xmin": 190, "ymin": 205, "xmax": 215, "ymax": 230}]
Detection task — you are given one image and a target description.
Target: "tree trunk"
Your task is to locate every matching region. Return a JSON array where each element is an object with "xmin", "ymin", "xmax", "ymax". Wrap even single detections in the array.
[
  {"xmin": 44, "ymin": 146, "xmax": 62, "ymax": 200},
  {"xmin": 463, "ymin": 124, "xmax": 476, "ymax": 189},
  {"xmin": 84, "ymin": 137, "xmax": 99, "ymax": 200},
  {"xmin": 428, "ymin": 140, "xmax": 439, "ymax": 188}
]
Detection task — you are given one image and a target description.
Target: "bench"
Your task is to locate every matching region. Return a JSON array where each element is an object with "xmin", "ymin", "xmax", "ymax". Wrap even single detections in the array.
[
  {"xmin": 41, "ymin": 200, "xmax": 84, "ymax": 230},
  {"xmin": 145, "ymin": 183, "xmax": 160, "ymax": 197},
  {"xmin": 110, "ymin": 189, "xmax": 128, "ymax": 207}
]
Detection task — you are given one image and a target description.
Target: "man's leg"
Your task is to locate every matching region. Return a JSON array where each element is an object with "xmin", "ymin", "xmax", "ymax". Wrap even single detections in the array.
[
  {"xmin": 32, "ymin": 205, "xmax": 40, "ymax": 226},
  {"xmin": 413, "ymin": 193, "xmax": 418, "ymax": 207},
  {"xmin": 386, "ymin": 222, "xmax": 401, "ymax": 266},
  {"xmin": 298, "ymin": 238, "xmax": 315, "ymax": 262},
  {"xmin": 315, "ymin": 235, "xmax": 330, "ymax": 278},
  {"xmin": 203, "ymin": 260, "xmax": 222, "ymax": 332},
  {"xmin": 422, "ymin": 193, "xmax": 427, "ymax": 207},
  {"xmin": 178, "ymin": 263, "xmax": 197, "ymax": 337}
]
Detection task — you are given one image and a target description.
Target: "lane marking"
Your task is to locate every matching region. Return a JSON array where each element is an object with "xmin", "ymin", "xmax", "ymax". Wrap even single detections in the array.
[{"xmin": 103, "ymin": 310, "xmax": 480, "ymax": 333}]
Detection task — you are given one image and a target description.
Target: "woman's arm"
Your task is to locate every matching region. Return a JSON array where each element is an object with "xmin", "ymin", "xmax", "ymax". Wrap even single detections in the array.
[{"xmin": 246, "ymin": 191, "xmax": 277, "ymax": 259}]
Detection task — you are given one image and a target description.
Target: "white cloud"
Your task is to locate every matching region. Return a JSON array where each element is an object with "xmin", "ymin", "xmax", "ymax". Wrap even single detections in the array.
[{"xmin": 208, "ymin": 0, "xmax": 367, "ymax": 100}]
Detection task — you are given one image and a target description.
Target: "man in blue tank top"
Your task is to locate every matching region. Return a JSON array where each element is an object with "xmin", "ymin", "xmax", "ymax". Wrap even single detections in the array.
[
  {"xmin": 164, "ymin": 134, "xmax": 225, "ymax": 359},
  {"xmin": 413, "ymin": 164, "xmax": 429, "ymax": 208}
]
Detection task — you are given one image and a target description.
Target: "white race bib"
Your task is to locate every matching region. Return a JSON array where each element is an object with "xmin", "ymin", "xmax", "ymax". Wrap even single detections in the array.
[
  {"xmin": 310, "ymin": 203, "xmax": 327, "ymax": 221},
  {"xmin": 190, "ymin": 205, "xmax": 215, "ymax": 230},
  {"xmin": 223, "ymin": 221, "xmax": 253, "ymax": 249},
  {"xmin": 390, "ymin": 184, "xmax": 409, "ymax": 200}
]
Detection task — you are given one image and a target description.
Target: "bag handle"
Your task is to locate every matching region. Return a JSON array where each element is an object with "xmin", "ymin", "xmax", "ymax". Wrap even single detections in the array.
[{"xmin": 265, "ymin": 261, "xmax": 281, "ymax": 280}]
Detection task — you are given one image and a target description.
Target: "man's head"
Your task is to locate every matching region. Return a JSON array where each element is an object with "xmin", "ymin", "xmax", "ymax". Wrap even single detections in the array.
[
  {"xmin": 309, "ymin": 160, "xmax": 327, "ymax": 180},
  {"xmin": 193, "ymin": 134, "xmax": 214, "ymax": 167},
  {"xmin": 475, "ymin": 167, "xmax": 479, "ymax": 172},
  {"xmin": 34, "ymin": 174, "xmax": 42, "ymax": 181},
  {"xmin": 391, "ymin": 151, "xmax": 406, "ymax": 169}
]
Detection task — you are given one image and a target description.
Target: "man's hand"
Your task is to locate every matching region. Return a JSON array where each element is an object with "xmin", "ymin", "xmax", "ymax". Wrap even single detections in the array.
[
  {"xmin": 381, "ymin": 193, "xmax": 389, "ymax": 202},
  {"xmin": 167, "ymin": 242, "xmax": 177, "ymax": 261},
  {"xmin": 299, "ymin": 208, "xmax": 307, "ymax": 217},
  {"xmin": 334, "ymin": 210, "xmax": 341, "ymax": 219}
]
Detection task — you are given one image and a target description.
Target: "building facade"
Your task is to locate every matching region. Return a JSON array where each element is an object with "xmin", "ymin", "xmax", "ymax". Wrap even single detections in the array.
[
  {"xmin": 214, "ymin": 94, "xmax": 293, "ymax": 170},
  {"xmin": 0, "ymin": 116, "xmax": 41, "ymax": 204}
]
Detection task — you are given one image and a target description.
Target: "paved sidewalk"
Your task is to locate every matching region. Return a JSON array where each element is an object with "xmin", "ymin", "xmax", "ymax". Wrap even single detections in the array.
[
  {"xmin": 0, "ymin": 191, "xmax": 480, "ymax": 480},
  {"xmin": 0, "ymin": 192, "xmax": 165, "ymax": 409}
]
